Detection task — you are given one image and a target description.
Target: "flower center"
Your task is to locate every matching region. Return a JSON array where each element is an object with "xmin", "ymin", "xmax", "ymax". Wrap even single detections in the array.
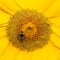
[
  {"xmin": 20, "ymin": 22, "xmax": 37, "ymax": 40},
  {"xmin": 7, "ymin": 9, "xmax": 52, "ymax": 51}
]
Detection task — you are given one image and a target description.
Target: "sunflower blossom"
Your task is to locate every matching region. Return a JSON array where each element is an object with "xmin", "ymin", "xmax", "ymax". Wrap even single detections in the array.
[{"xmin": 0, "ymin": 0, "xmax": 60, "ymax": 60}]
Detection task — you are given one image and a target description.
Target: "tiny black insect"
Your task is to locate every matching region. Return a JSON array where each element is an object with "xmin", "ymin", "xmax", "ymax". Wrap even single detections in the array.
[{"xmin": 19, "ymin": 31, "xmax": 25, "ymax": 41}]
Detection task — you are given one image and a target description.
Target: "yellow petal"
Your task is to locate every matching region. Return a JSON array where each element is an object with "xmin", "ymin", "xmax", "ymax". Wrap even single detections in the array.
[
  {"xmin": 50, "ymin": 17, "xmax": 60, "ymax": 36},
  {"xmin": 30, "ymin": 42, "xmax": 59, "ymax": 60},
  {"xmin": 0, "ymin": 10, "xmax": 10, "ymax": 24},
  {"xmin": 49, "ymin": 17, "xmax": 60, "ymax": 48},
  {"xmin": 0, "ymin": 2, "xmax": 13, "ymax": 15},
  {"xmin": 16, "ymin": 0, "xmax": 56, "ymax": 12},
  {"xmin": 44, "ymin": 0, "xmax": 60, "ymax": 17},
  {"xmin": 49, "ymin": 17, "xmax": 60, "ymax": 26},
  {"xmin": 0, "ymin": 37, "xmax": 9, "ymax": 56},
  {"xmin": 0, "ymin": 43, "xmax": 19, "ymax": 60},
  {"xmin": 0, "ymin": 0, "xmax": 21, "ymax": 14},
  {"xmin": 50, "ymin": 32, "xmax": 60, "ymax": 49}
]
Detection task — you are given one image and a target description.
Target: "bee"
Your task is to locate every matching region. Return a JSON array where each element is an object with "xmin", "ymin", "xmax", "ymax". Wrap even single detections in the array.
[{"xmin": 19, "ymin": 31, "xmax": 25, "ymax": 41}]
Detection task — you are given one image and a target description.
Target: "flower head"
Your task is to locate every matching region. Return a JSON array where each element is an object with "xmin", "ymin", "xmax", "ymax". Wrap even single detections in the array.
[{"xmin": 0, "ymin": 0, "xmax": 60, "ymax": 60}]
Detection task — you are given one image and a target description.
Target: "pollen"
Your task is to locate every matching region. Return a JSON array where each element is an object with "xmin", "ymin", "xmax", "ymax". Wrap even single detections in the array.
[{"xmin": 6, "ymin": 9, "xmax": 52, "ymax": 51}]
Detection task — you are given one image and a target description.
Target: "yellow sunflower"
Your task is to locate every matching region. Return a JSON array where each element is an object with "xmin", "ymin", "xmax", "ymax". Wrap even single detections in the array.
[{"xmin": 0, "ymin": 0, "xmax": 60, "ymax": 60}]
